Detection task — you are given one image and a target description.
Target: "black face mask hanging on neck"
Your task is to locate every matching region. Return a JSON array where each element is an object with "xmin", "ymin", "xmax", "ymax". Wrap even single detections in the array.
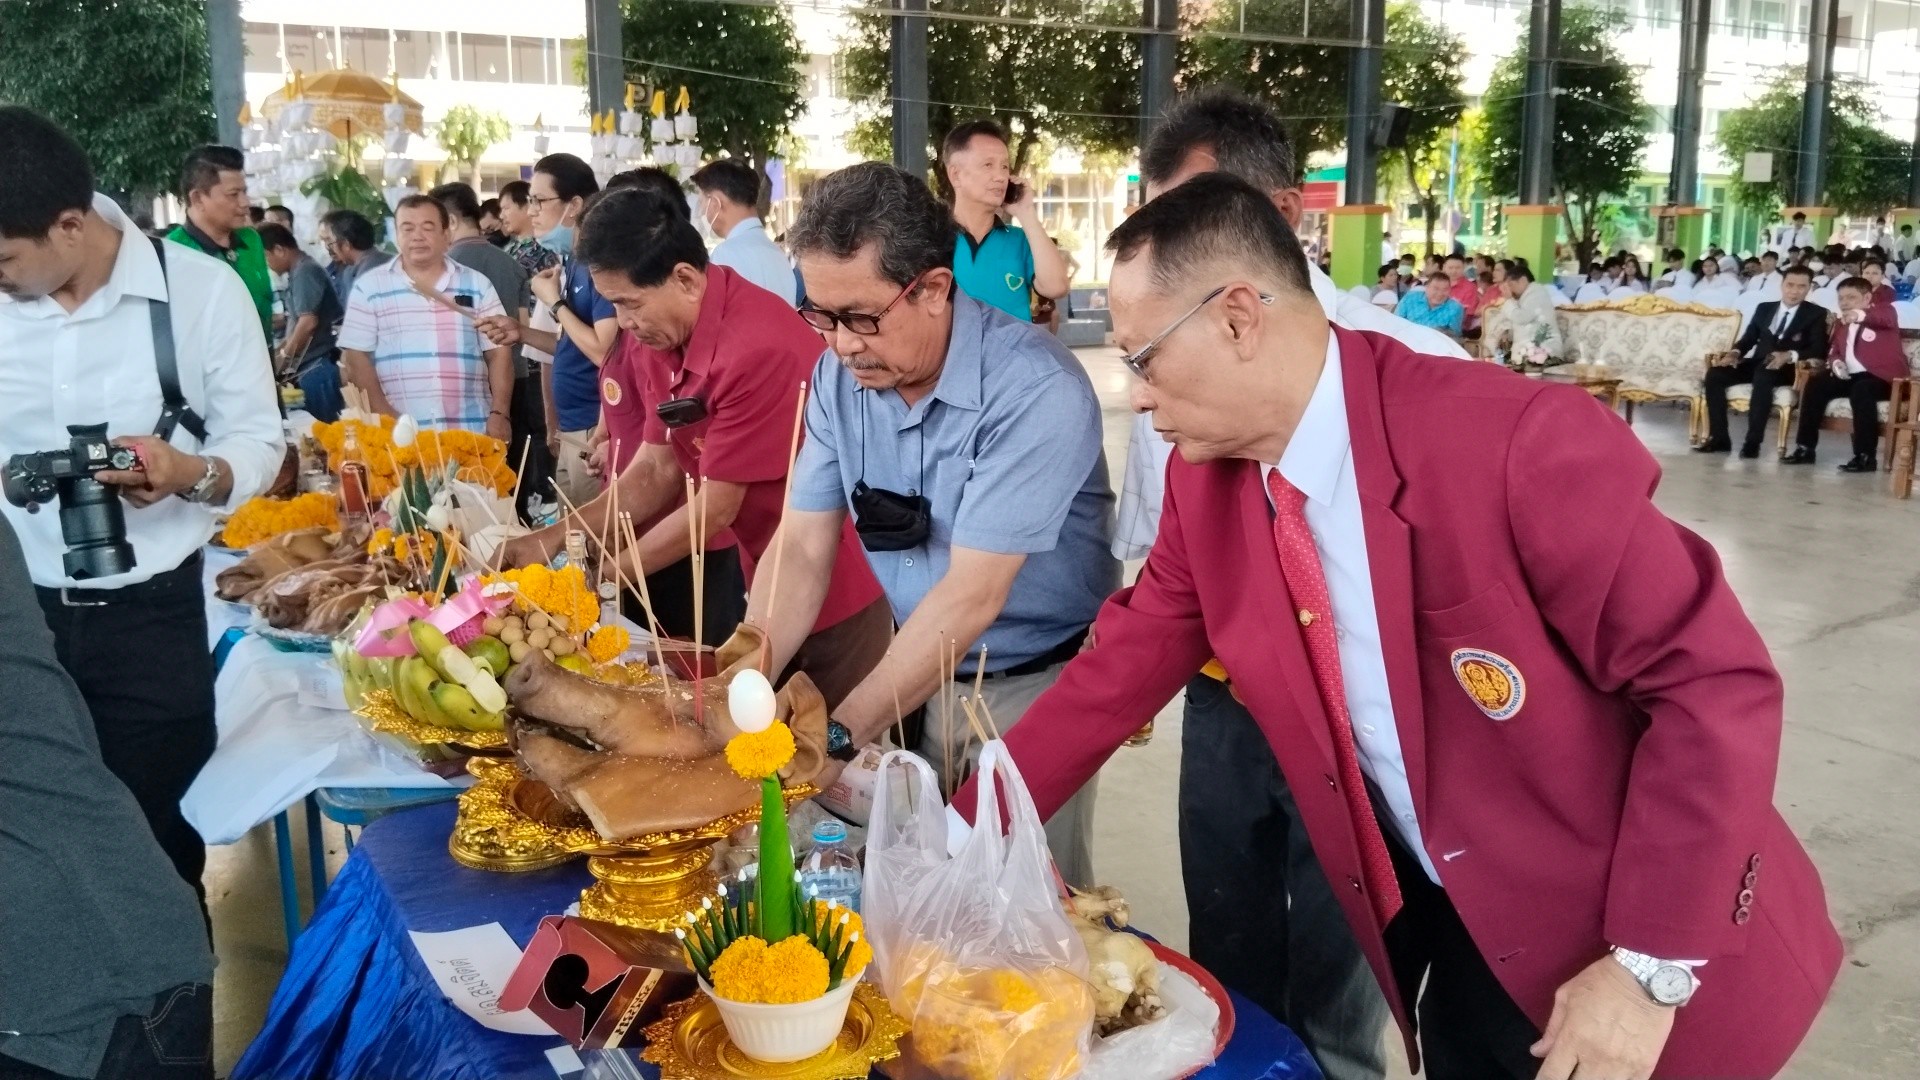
[{"xmin": 849, "ymin": 391, "xmax": 931, "ymax": 552}]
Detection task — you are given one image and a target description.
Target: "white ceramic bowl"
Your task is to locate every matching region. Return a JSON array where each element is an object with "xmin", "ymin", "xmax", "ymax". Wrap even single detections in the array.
[{"xmin": 701, "ymin": 975, "xmax": 860, "ymax": 1063}]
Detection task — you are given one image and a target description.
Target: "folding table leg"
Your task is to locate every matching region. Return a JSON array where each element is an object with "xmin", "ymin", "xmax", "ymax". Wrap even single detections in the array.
[
  {"xmin": 273, "ymin": 810, "xmax": 301, "ymax": 947},
  {"xmin": 305, "ymin": 793, "xmax": 327, "ymax": 907}
]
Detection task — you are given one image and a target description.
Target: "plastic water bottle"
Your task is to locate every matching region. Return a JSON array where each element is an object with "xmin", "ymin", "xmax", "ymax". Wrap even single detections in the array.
[{"xmin": 800, "ymin": 820, "xmax": 862, "ymax": 914}]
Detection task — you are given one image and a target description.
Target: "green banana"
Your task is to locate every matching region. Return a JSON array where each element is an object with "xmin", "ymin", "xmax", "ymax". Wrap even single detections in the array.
[{"xmin": 431, "ymin": 682, "xmax": 506, "ymax": 732}]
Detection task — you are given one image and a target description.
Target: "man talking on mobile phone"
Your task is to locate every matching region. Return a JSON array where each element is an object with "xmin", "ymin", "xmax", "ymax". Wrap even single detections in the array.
[{"xmin": 940, "ymin": 120, "xmax": 1071, "ymax": 322}]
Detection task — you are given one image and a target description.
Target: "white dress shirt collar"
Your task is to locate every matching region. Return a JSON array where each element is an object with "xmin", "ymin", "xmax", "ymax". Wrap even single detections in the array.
[{"xmin": 1270, "ymin": 332, "xmax": 1349, "ymax": 509}]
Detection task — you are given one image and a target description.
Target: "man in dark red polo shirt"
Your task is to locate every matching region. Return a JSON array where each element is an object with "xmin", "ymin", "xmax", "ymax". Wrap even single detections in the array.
[{"xmin": 502, "ymin": 186, "xmax": 890, "ymax": 707}]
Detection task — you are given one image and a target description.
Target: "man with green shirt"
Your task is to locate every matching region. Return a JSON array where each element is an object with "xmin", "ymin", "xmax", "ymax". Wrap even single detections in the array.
[
  {"xmin": 165, "ymin": 145, "xmax": 274, "ymax": 345},
  {"xmin": 941, "ymin": 120, "xmax": 1070, "ymax": 322}
]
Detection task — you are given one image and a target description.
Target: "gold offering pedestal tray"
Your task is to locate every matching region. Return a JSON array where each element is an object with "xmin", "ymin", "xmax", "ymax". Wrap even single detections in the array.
[
  {"xmin": 642, "ymin": 983, "xmax": 907, "ymax": 1080},
  {"xmin": 446, "ymin": 753, "xmax": 818, "ymax": 932}
]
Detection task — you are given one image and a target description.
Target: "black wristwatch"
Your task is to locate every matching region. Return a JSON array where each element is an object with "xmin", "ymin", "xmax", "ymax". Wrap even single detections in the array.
[{"xmin": 824, "ymin": 720, "xmax": 858, "ymax": 762}]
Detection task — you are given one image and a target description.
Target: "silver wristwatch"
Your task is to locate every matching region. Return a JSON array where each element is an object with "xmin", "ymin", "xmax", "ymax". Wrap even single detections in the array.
[
  {"xmin": 182, "ymin": 457, "xmax": 221, "ymax": 504},
  {"xmin": 1612, "ymin": 948, "xmax": 1698, "ymax": 1006}
]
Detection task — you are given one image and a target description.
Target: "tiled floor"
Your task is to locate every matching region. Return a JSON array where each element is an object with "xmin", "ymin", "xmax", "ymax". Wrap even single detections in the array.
[{"xmin": 207, "ymin": 346, "xmax": 1920, "ymax": 1078}]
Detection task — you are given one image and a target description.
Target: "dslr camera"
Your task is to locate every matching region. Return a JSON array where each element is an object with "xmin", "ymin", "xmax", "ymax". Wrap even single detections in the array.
[{"xmin": 3, "ymin": 423, "xmax": 140, "ymax": 580}]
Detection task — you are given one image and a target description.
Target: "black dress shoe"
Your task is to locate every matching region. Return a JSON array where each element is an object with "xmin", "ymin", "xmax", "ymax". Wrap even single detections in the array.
[
  {"xmin": 1738, "ymin": 444, "xmax": 1761, "ymax": 459},
  {"xmin": 1692, "ymin": 438, "xmax": 1732, "ymax": 453},
  {"xmin": 1782, "ymin": 447, "xmax": 1817, "ymax": 465},
  {"xmin": 1839, "ymin": 454, "xmax": 1878, "ymax": 473}
]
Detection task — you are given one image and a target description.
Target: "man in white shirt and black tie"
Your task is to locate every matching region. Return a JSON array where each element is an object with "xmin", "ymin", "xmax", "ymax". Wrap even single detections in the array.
[
  {"xmin": 1744, "ymin": 250, "xmax": 1784, "ymax": 297},
  {"xmin": 0, "ymin": 108, "xmax": 283, "ymax": 901},
  {"xmin": 1697, "ymin": 266, "xmax": 1826, "ymax": 457},
  {"xmin": 1774, "ymin": 212, "xmax": 1816, "ymax": 253}
]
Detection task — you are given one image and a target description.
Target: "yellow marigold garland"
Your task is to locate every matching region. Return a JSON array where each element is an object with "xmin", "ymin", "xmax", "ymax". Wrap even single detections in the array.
[
  {"xmin": 725, "ymin": 721, "xmax": 796, "ymax": 780},
  {"xmin": 221, "ymin": 492, "xmax": 340, "ymax": 548},
  {"xmin": 312, "ymin": 418, "xmax": 515, "ymax": 498},
  {"xmin": 709, "ymin": 935, "xmax": 831, "ymax": 1005}
]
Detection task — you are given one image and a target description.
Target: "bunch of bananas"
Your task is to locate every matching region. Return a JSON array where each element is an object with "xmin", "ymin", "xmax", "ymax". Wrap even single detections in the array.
[{"xmin": 336, "ymin": 620, "xmax": 514, "ymax": 732}]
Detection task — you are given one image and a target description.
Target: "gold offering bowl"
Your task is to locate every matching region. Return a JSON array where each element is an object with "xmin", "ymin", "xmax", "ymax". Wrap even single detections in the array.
[{"xmin": 447, "ymin": 754, "xmax": 818, "ymax": 932}]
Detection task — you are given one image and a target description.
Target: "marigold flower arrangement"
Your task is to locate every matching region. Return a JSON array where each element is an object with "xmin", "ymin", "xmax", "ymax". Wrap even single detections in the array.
[
  {"xmin": 675, "ymin": 670, "xmax": 869, "ymax": 1012},
  {"xmin": 221, "ymin": 492, "xmax": 340, "ymax": 548},
  {"xmin": 584, "ymin": 624, "xmax": 630, "ymax": 664},
  {"xmin": 495, "ymin": 563, "xmax": 600, "ymax": 634},
  {"xmin": 312, "ymin": 417, "xmax": 515, "ymax": 498}
]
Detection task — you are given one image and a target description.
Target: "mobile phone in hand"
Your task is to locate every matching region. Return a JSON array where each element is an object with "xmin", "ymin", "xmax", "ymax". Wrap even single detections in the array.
[{"xmin": 1002, "ymin": 180, "xmax": 1025, "ymax": 206}]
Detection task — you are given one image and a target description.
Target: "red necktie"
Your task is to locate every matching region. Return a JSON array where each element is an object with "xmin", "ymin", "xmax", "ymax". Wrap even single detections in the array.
[{"xmin": 1266, "ymin": 470, "xmax": 1404, "ymax": 925}]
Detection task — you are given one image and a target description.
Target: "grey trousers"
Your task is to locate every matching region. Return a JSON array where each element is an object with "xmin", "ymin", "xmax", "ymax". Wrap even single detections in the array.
[{"xmin": 917, "ymin": 659, "xmax": 1098, "ymax": 889}]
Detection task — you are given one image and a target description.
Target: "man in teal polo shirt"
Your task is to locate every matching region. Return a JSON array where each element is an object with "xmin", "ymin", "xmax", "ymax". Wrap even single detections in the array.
[
  {"xmin": 164, "ymin": 145, "xmax": 275, "ymax": 345},
  {"xmin": 941, "ymin": 119, "xmax": 1070, "ymax": 322}
]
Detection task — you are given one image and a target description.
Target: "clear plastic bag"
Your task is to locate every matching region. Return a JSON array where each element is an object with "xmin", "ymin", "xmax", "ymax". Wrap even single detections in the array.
[{"xmin": 863, "ymin": 744, "xmax": 1094, "ymax": 1080}]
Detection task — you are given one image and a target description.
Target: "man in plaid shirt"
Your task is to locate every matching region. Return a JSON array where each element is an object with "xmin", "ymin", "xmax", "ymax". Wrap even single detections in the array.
[{"xmin": 339, "ymin": 195, "xmax": 514, "ymax": 436}]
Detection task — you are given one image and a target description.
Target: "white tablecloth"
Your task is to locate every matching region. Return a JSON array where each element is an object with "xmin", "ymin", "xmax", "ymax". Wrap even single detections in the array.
[{"xmin": 185, "ymin": 551, "xmax": 467, "ymax": 845}]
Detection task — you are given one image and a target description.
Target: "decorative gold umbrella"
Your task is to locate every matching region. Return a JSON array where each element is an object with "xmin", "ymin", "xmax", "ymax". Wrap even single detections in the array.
[{"xmin": 259, "ymin": 69, "xmax": 425, "ymax": 142}]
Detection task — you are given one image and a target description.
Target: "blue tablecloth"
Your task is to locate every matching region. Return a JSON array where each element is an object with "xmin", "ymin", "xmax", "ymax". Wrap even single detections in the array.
[{"xmin": 235, "ymin": 802, "xmax": 1321, "ymax": 1080}]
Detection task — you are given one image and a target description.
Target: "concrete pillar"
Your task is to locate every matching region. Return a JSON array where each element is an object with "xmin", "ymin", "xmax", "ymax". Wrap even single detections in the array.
[
  {"xmin": 1330, "ymin": 205, "xmax": 1389, "ymax": 291},
  {"xmin": 1519, "ymin": 0, "xmax": 1561, "ymax": 205},
  {"xmin": 1343, "ymin": 0, "xmax": 1387, "ymax": 206},
  {"xmin": 1139, "ymin": 0, "xmax": 1179, "ymax": 151},
  {"xmin": 1667, "ymin": 0, "xmax": 1709, "ymax": 207},
  {"xmin": 1909, "ymin": 96, "xmax": 1920, "ymax": 207},
  {"xmin": 584, "ymin": 0, "xmax": 625, "ymax": 120},
  {"xmin": 890, "ymin": 0, "xmax": 930, "ymax": 179},
  {"xmin": 1506, "ymin": 205, "xmax": 1559, "ymax": 282},
  {"xmin": 1667, "ymin": 207, "xmax": 1709, "ymax": 258},
  {"xmin": 1797, "ymin": 0, "xmax": 1840, "ymax": 206},
  {"xmin": 206, "ymin": 0, "xmax": 246, "ymax": 148}
]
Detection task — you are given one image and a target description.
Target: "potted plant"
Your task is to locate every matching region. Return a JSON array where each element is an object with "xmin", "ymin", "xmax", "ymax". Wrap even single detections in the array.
[{"xmin": 674, "ymin": 670, "xmax": 872, "ymax": 1062}]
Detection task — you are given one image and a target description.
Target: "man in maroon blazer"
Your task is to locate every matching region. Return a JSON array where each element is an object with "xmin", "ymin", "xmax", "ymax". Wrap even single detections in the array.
[
  {"xmin": 955, "ymin": 174, "xmax": 1840, "ymax": 1079},
  {"xmin": 1784, "ymin": 274, "xmax": 1908, "ymax": 472}
]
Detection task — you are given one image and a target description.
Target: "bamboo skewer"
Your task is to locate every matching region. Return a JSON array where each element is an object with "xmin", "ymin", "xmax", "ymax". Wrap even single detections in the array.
[
  {"xmin": 761, "ymin": 381, "xmax": 808, "ymax": 632},
  {"xmin": 507, "ymin": 436, "xmax": 532, "ymax": 516}
]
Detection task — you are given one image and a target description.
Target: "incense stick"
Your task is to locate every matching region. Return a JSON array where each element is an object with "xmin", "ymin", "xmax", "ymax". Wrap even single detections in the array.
[
  {"xmin": 972, "ymin": 645, "xmax": 987, "ymax": 704},
  {"xmin": 619, "ymin": 512, "xmax": 671, "ymax": 683},
  {"xmin": 762, "ymin": 381, "xmax": 808, "ymax": 630},
  {"xmin": 410, "ymin": 279, "xmax": 481, "ymax": 321},
  {"xmin": 508, "ymin": 436, "xmax": 531, "ymax": 523}
]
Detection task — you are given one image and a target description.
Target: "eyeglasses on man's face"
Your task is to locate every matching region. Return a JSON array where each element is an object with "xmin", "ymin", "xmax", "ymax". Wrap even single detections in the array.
[
  {"xmin": 1120, "ymin": 285, "xmax": 1274, "ymax": 378},
  {"xmin": 799, "ymin": 272, "xmax": 926, "ymax": 336}
]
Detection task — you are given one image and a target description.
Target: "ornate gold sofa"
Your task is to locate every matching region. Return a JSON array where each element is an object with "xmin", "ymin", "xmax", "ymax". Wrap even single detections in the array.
[{"xmin": 1480, "ymin": 294, "xmax": 1741, "ymax": 426}]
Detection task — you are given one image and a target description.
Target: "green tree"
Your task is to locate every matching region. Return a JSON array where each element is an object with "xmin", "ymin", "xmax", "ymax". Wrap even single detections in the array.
[
  {"xmin": 1477, "ymin": 4, "xmax": 1648, "ymax": 265},
  {"xmin": 1180, "ymin": 0, "xmax": 1353, "ymax": 160},
  {"xmin": 840, "ymin": 0, "xmax": 1140, "ymax": 182},
  {"xmin": 0, "ymin": 0, "xmax": 215, "ymax": 204},
  {"xmin": 620, "ymin": 0, "xmax": 805, "ymax": 188},
  {"xmin": 435, "ymin": 104, "xmax": 513, "ymax": 187},
  {"xmin": 1715, "ymin": 72, "xmax": 1911, "ymax": 218},
  {"xmin": 1380, "ymin": 1, "xmax": 1469, "ymax": 258}
]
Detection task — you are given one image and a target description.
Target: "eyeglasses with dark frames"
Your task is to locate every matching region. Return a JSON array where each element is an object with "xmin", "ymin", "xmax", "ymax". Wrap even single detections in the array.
[
  {"xmin": 1120, "ymin": 285, "xmax": 1274, "ymax": 378},
  {"xmin": 798, "ymin": 272, "xmax": 927, "ymax": 336}
]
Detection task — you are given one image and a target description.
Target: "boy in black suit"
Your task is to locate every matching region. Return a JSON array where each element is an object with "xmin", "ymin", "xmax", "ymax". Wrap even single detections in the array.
[{"xmin": 1698, "ymin": 265, "xmax": 1828, "ymax": 457}]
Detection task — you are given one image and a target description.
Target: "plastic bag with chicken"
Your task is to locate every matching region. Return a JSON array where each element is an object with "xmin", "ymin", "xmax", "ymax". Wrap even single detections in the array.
[{"xmin": 863, "ymin": 744, "xmax": 1093, "ymax": 1080}]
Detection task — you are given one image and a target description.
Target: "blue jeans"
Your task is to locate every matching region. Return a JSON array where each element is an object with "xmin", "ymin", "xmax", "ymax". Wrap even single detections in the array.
[
  {"xmin": 295, "ymin": 356, "xmax": 344, "ymax": 422},
  {"xmin": 1179, "ymin": 673, "xmax": 1388, "ymax": 1080}
]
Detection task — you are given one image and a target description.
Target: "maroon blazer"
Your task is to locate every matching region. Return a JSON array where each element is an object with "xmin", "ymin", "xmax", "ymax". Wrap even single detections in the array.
[
  {"xmin": 958, "ymin": 327, "xmax": 1841, "ymax": 1077},
  {"xmin": 1827, "ymin": 300, "xmax": 1907, "ymax": 383}
]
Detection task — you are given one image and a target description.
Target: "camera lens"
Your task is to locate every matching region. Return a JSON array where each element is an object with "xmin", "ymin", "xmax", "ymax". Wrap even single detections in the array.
[{"xmin": 59, "ymin": 477, "xmax": 135, "ymax": 580}]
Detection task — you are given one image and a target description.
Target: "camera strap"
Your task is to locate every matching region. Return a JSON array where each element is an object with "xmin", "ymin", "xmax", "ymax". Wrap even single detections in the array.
[{"xmin": 146, "ymin": 238, "xmax": 209, "ymax": 444}]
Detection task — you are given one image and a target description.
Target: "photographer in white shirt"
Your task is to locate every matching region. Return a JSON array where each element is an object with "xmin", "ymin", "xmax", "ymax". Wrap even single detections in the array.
[{"xmin": 0, "ymin": 108, "xmax": 282, "ymax": 901}]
